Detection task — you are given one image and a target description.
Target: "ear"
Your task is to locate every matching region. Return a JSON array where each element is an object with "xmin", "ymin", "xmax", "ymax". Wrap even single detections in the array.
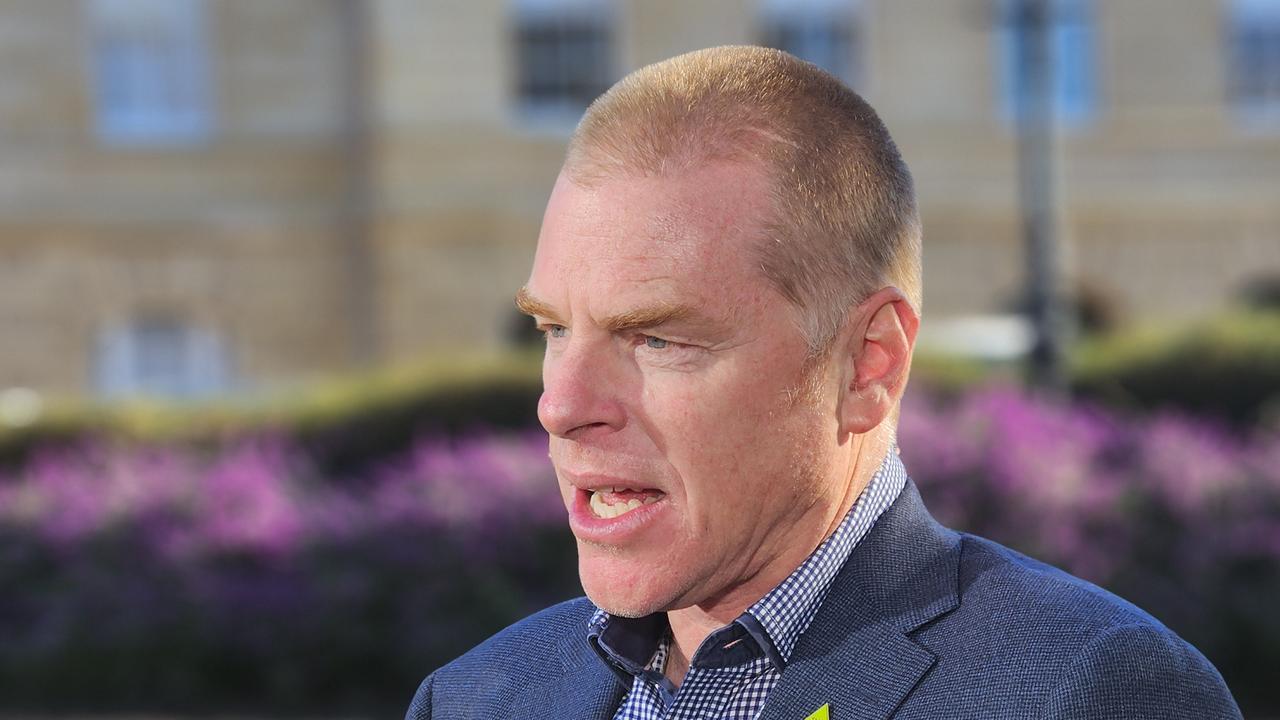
[{"xmin": 836, "ymin": 287, "xmax": 920, "ymax": 436}]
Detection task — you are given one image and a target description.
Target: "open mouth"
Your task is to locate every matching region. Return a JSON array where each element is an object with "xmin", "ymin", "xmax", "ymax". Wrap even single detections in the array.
[{"xmin": 587, "ymin": 487, "xmax": 666, "ymax": 519}]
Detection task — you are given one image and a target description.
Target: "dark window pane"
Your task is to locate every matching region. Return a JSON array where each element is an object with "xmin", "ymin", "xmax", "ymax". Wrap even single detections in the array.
[
  {"xmin": 516, "ymin": 17, "xmax": 613, "ymax": 113},
  {"xmin": 761, "ymin": 16, "xmax": 858, "ymax": 85}
]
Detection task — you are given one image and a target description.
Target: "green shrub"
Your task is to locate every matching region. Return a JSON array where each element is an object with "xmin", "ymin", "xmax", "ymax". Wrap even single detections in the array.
[
  {"xmin": 1071, "ymin": 310, "xmax": 1280, "ymax": 427},
  {"xmin": 0, "ymin": 350, "xmax": 545, "ymax": 475},
  {"xmin": 909, "ymin": 352, "xmax": 1015, "ymax": 395},
  {"xmin": 5, "ymin": 308, "xmax": 1278, "ymax": 473}
]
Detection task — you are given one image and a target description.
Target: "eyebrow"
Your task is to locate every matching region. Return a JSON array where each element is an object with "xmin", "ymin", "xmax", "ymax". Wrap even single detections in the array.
[
  {"xmin": 514, "ymin": 287, "xmax": 562, "ymax": 322},
  {"xmin": 515, "ymin": 286, "xmax": 709, "ymax": 334}
]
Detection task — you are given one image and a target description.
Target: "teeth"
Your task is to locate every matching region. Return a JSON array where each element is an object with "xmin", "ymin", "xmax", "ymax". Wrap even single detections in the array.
[
  {"xmin": 589, "ymin": 490, "xmax": 629, "ymax": 519},
  {"xmin": 588, "ymin": 490, "xmax": 611, "ymax": 518},
  {"xmin": 588, "ymin": 489, "xmax": 663, "ymax": 519}
]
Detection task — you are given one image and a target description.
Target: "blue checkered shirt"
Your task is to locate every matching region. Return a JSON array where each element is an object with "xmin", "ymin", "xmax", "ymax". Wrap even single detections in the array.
[{"xmin": 586, "ymin": 452, "xmax": 908, "ymax": 720}]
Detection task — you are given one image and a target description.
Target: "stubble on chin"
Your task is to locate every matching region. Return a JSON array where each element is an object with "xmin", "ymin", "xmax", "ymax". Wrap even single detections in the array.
[{"xmin": 577, "ymin": 541, "xmax": 695, "ymax": 619}]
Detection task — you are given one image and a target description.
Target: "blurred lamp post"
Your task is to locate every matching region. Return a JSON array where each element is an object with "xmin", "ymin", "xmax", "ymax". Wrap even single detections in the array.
[
  {"xmin": 1013, "ymin": 0, "xmax": 1072, "ymax": 395},
  {"xmin": 340, "ymin": 0, "xmax": 379, "ymax": 367}
]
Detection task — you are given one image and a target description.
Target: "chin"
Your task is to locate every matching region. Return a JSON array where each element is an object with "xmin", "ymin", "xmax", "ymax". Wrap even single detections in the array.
[{"xmin": 577, "ymin": 542, "xmax": 686, "ymax": 618}]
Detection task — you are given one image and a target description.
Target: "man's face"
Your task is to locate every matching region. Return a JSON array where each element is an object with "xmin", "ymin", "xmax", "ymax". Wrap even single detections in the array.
[{"xmin": 522, "ymin": 162, "xmax": 845, "ymax": 617}]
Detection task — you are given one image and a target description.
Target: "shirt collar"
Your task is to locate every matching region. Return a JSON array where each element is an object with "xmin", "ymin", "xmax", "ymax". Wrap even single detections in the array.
[
  {"xmin": 587, "ymin": 451, "xmax": 909, "ymax": 676},
  {"xmin": 746, "ymin": 450, "xmax": 908, "ymax": 664}
]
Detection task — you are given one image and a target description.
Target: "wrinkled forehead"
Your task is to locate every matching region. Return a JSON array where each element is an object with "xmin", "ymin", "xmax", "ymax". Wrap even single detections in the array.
[{"xmin": 531, "ymin": 164, "xmax": 776, "ymax": 288}]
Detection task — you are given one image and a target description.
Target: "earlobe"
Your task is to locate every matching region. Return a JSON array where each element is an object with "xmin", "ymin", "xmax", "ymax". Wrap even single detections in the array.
[{"xmin": 841, "ymin": 383, "xmax": 891, "ymax": 436}]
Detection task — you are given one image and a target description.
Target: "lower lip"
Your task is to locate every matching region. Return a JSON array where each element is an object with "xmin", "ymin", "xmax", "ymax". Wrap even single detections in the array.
[{"xmin": 568, "ymin": 489, "xmax": 670, "ymax": 545}]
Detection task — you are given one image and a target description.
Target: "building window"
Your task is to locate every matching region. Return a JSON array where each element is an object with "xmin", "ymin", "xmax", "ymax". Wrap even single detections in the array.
[
  {"xmin": 88, "ymin": 0, "xmax": 212, "ymax": 146},
  {"xmin": 1229, "ymin": 0, "xmax": 1280, "ymax": 124},
  {"xmin": 759, "ymin": 0, "xmax": 860, "ymax": 86},
  {"xmin": 93, "ymin": 318, "xmax": 231, "ymax": 399},
  {"xmin": 995, "ymin": 0, "xmax": 1096, "ymax": 126},
  {"xmin": 512, "ymin": 0, "xmax": 615, "ymax": 123}
]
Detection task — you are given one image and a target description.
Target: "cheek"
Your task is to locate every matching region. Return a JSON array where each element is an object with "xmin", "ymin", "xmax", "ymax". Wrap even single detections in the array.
[{"xmin": 639, "ymin": 366, "xmax": 801, "ymax": 506}]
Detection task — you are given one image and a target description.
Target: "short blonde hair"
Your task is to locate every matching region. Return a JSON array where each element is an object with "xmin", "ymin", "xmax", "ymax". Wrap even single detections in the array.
[{"xmin": 565, "ymin": 45, "xmax": 922, "ymax": 359}]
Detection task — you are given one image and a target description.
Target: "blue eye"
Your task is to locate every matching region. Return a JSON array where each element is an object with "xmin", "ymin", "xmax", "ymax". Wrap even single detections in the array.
[
  {"xmin": 643, "ymin": 336, "xmax": 669, "ymax": 349},
  {"xmin": 545, "ymin": 325, "xmax": 566, "ymax": 339}
]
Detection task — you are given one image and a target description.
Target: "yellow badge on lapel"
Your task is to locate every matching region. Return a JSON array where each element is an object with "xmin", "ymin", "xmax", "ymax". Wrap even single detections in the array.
[{"xmin": 804, "ymin": 704, "xmax": 830, "ymax": 720}]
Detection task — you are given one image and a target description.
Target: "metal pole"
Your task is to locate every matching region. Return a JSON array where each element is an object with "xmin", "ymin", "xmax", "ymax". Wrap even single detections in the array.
[
  {"xmin": 1014, "ymin": 0, "xmax": 1070, "ymax": 394},
  {"xmin": 339, "ymin": 0, "xmax": 379, "ymax": 367}
]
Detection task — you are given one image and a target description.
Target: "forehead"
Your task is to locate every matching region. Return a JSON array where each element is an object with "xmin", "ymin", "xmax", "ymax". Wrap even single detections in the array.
[{"xmin": 530, "ymin": 163, "xmax": 776, "ymax": 300}]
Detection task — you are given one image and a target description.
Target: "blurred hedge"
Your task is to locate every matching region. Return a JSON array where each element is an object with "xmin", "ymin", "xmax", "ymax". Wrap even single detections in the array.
[
  {"xmin": 0, "ymin": 432, "xmax": 575, "ymax": 715},
  {"xmin": 1071, "ymin": 310, "xmax": 1280, "ymax": 428},
  {"xmin": 4, "ymin": 312, "xmax": 1277, "ymax": 469},
  {"xmin": 0, "ymin": 350, "xmax": 544, "ymax": 477},
  {"xmin": 2, "ymin": 388, "xmax": 1278, "ymax": 714}
]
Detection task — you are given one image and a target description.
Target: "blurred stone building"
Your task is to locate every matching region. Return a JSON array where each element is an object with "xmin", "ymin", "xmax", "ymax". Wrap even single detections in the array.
[{"xmin": 0, "ymin": 0, "xmax": 1278, "ymax": 401}]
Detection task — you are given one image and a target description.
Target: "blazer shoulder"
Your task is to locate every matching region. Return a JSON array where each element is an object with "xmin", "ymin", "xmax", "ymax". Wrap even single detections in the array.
[
  {"xmin": 439, "ymin": 596, "xmax": 596, "ymax": 678},
  {"xmin": 925, "ymin": 533, "xmax": 1241, "ymax": 718},
  {"xmin": 1038, "ymin": 621, "xmax": 1243, "ymax": 719},
  {"xmin": 408, "ymin": 596, "xmax": 597, "ymax": 716},
  {"xmin": 956, "ymin": 531, "xmax": 1163, "ymax": 631}
]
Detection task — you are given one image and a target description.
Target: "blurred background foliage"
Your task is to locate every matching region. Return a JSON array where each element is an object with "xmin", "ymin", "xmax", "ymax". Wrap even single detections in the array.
[
  {"xmin": 3, "ymin": 0, "xmax": 1280, "ymax": 717},
  {"xmin": 2, "ymin": 308, "xmax": 1279, "ymax": 715},
  {"xmin": 8, "ymin": 305, "xmax": 1280, "ymax": 467}
]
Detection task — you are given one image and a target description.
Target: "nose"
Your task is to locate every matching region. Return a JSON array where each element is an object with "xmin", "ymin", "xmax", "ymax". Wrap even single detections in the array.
[{"xmin": 537, "ymin": 338, "xmax": 626, "ymax": 440}]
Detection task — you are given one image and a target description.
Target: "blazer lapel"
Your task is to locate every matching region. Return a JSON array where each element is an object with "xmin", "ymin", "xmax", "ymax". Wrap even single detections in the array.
[
  {"xmin": 521, "ymin": 629, "xmax": 627, "ymax": 720},
  {"xmin": 758, "ymin": 480, "xmax": 961, "ymax": 720}
]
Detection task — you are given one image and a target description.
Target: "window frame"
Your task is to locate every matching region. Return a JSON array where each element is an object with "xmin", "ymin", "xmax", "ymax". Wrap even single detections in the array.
[
  {"xmin": 510, "ymin": 0, "xmax": 616, "ymax": 128},
  {"xmin": 993, "ymin": 0, "xmax": 1098, "ymax": 129},
  {"xmin": 757, "ymin": 0, "xmax": 862, "ymax": 87},
  {"xmin": 86, "ymin": 0, "xmax": 215, "ymax": 147},
  {"xmin": 93, "ymin": 317, "xmax": 232, "ymax": 400},
  {"xmin": 1227, "ymin": 0, "xmax": 1280, "ymax": 127}
]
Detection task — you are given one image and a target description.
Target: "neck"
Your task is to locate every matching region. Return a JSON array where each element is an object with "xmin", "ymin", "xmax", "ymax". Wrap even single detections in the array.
[{"xmin": 661, "ymin": 433, "xmax": 890, "ymax": 688}]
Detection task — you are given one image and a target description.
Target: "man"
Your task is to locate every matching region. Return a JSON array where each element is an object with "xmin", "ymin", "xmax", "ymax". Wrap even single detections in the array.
[{"xmin": 408, "ymin": 46, "xmax": 1241, "ymax": 719}]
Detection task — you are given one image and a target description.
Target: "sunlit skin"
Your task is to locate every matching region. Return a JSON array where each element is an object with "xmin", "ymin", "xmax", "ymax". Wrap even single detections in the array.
[{"xmin": 517, "ymin": 160, "xmax": 918, "ymax": 687}]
